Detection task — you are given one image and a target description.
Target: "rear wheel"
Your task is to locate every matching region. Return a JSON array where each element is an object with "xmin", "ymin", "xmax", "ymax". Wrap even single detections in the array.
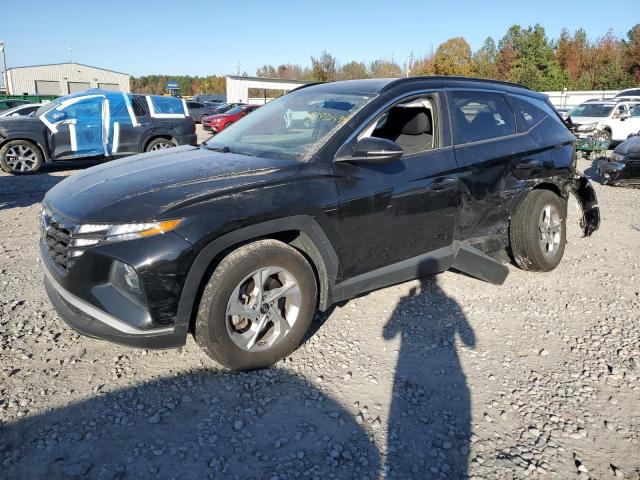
[
  {"xmin": 0, "ymin": 140, "xmax": 43, "ymax": 174},
  {"xmin": 145, "ymin": 138, "xmax": 176, "ymax": 152},
  {"xmin": 510, "ymin": 189, "xmax": 566, "ymax": 272},
  {"xmin": 195, "ymin": 239, "xmax": 317, "ymax": 370}
]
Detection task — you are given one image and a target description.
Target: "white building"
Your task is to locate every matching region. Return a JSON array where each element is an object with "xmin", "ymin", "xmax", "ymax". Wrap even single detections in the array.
[
  {"xmin": 226, "ymin": 75, "xmax": 314, "ymax": 104},
  {"xmin": 5, "ymin": 63, "xmax": 130, "ymax": 96}
]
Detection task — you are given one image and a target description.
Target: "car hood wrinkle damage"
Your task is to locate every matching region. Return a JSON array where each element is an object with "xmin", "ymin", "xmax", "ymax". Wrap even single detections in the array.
[{"xmin": 45, "ymin": 146, "xmax": 301, "ymax": 222}]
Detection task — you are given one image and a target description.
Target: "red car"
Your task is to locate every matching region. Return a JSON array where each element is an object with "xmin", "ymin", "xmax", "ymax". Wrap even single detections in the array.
[{"xmin": 203, "ymin": 104, "xmax": 260, "ymax": 132}]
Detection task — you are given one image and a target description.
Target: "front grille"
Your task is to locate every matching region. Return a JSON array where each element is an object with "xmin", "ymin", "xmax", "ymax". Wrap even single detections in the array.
[
  {"xmin": 41, "ymin": 209, "xmax": 85, "ymax": 273},
  {"xmin": 45, "ymin": 217, "xmax": 73, "ymax": 270}
]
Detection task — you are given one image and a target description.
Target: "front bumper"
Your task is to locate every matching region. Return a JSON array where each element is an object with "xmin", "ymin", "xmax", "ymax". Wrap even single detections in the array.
[
  {"xmin": 40, "ymin": 225, "xmax": 195, "ymax": 349},
  {"xmin": 44, "ymin": 271, "xmax": 186, "ymax": 348},
  {"xmin": 598, "ymin": 158, "xmax": 640, "ymax": 185}
]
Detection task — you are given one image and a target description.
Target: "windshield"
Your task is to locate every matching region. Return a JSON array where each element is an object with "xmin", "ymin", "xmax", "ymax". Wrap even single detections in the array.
[
  {"xmin": 205, "ymin": 89, "xmax": 374, "ymax": 161},
  {"xmin": 35, "ymin": 101, "xmax": 59, "ymax": 117},
  {"xmin": 569, "ymin": 103, "xmax": 615, "ymax": 118}
]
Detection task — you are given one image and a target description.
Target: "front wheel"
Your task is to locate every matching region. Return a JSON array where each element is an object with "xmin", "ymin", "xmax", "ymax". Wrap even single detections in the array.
[
  {"xmin": 195, "ymin": 239, "xmax": 317, "ymax": 370},
  {"xmin": 200, "ymin": 114, "xmax": 208, "ymax": 124},
  {"xmin": 510, "ymin": 189, "xmax": 566, "ymax": 272},
  {"xmin": 0, "ymin": 140, "xmax": 43, "ymax": 174}
]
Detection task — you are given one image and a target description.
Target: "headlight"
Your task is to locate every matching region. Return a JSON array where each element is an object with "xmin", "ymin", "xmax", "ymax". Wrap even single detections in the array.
[
  {"xmin": 76, "ymin": 219, "xmax": 183, "ymax": 242},
  {"xmin": 576, "ymin": 122, "xmax": 599, "ymax": 132},
  {"xmin": 610, "ymin": 152, "xmax": 625, "ymax": 162}
]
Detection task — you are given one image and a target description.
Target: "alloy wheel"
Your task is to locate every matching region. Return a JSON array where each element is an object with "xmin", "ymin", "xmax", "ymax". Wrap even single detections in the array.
[
  {"xmin": 5, "ymin": 144, "xmax": 38, "ymax": 172},
  {"xmin": 538, "ymin": 204, "xmax": 562, "ymax": 256},
  {"xmin": 225, "ymin": 266, "xmax": 301, "ymax": 352},
  {"xmin": 150, "ymin": 141, "xmax": 174, "ymax": 151}
]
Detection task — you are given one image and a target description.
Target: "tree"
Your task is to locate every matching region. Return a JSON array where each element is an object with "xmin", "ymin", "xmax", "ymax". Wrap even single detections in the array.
[
  {"xmin": 310, "ymin": 51, "xmax": 337, "ymax": 81},
  {"xmin": 473, "ymin": 37, "xmax": 497, "ymax": 78},
  {"xmin": 338, "ymin": 61, "xmax": 370, "ymax": 80},
  {"xmin": 433, "ymin": 37, "xmax": 474, "ymax": 76},
  {"xmin": 411, "ymin": 50, "xmax": 436, "ymax": 76},
  {"xmin": 622, "ymin": 24, "xmax": 640, "ymax": 83},
  {"xmin": 256, "ymin": 65, "xmax": 277, "ymax": 78},
  {"xmin": 369, "ymin": 59, "xmax": 403, "ymax": 78}
]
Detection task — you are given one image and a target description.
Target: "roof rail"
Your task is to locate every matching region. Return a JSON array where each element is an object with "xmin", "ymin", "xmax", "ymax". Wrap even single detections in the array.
[{"xmin": 382, "ymin": 75, "xmax": 532, "ymax": 92}]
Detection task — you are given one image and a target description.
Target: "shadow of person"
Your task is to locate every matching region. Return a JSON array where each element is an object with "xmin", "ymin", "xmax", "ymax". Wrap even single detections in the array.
[
  {"xmin": 2, "ymin": 368, "xmax": 380, "ymax": 480},
  {"xmin": 383, "ymin": 276, "xmax": 475, "ymax": 479}
]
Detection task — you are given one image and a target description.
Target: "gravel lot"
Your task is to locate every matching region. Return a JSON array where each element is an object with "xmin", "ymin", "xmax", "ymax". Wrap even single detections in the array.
[{"xmin": 1, "ymin": 134, "xmax": 639, "ymax": 479}]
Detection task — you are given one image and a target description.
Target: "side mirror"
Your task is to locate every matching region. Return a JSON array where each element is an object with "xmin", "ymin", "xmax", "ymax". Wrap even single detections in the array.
[
  {"xmin": 337, "ymin": 137, "xmax": 403, "ymax": 164},
  {"xmin": 620, "ymin": 112, "xmax": 629, "ymax": 121}
]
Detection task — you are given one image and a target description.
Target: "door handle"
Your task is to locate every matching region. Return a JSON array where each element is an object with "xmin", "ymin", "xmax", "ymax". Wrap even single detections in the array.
[
  {"xmin": 427, "ymin": 177, "xmax": 457, "ymax": 191},
  {"xmin": 515, "ymin": 159, "xmax": 543, "ymax": 170}
]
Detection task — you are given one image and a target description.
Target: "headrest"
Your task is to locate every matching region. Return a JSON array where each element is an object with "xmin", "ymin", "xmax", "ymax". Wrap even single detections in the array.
[{"xmin": 386, "ymin": 107, "xmax": 431, "ymax": 135}]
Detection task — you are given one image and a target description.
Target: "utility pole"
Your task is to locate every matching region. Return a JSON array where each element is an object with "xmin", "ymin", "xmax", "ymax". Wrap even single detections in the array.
[
  {"xmin": 68, "ymin": 44, "xmax": 73, "ymax": 64},
  {"xmin": 0, "ymin": 42, "xmax": 7, "ymax": 95}
]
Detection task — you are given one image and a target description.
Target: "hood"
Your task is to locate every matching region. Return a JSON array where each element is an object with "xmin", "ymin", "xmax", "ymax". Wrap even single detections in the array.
[
  {"xmin": 569, "ymin": 116, "xmax": 606, "ymax": 126},
  {"xmin": 614, "ymin": 135, "xmax": 640, "ymax": 160},
  {"xmin": 44, "ymin": 145, "xmax": 302, "ymax": 222},
  {"xmin": 0, "ymin": 116, "xmax": 42, "ymax": 132}
]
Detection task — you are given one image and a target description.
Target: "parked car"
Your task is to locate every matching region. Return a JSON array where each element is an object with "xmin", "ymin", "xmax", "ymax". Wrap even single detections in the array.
[
  {"xmin": 0, "ymin": 89, "xmax": 196, "ymax": 174},
  {"xmin": 203, "ymin": 104, "xmax": 260, "ymax": 132},
  {"xmin": 40, "ymin": 77, "xmax": 600, "ymax": 370},
  {"xmin": 598, "ymin": 133, "xmax": 640, "ymax": 186},
  {"xmin": 568, "ymin": 99, "xmax": 640, "ymax": 144},
  {"xmin": 614, "ymin": 88, "xmax": 640, "ymax": 99},
  {"xmin": 210, "ymin": 102, "xmax": 245, "ymax": 115},
  {"xmin": 192, "ymin": 94, "xmax": 226, "ymax": 105},
  {"xmin": 186, "ymin": 101, "xmax": 220, "ymax": 124},
  {"xmin": 0, "ymin": 103, "xmax": 43, "ymax": 117},
  {"xmin": 0, "ymin": 99, "xmax": 35, "ymax": 112}
]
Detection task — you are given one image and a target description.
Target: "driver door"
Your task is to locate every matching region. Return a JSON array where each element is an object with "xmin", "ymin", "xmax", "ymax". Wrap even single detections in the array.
[
  {"xmin": 332, "ymin": 91, "xmax": 460, "ymax": 283},
  {"xmin": 42, "ymin": 96, "xmax": 106, "ymax": 159}
]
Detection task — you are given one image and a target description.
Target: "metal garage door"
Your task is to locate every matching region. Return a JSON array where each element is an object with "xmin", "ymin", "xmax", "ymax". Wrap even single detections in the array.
[
  {"xmin": 68, "ymin": 82, "xmax": 91, "ymax": 94},
  {"xmin": 98, "ymin": 83, "xmax": 120, "ymax": 91},
  {"xmin": 35, "ymin": 80, "xmax": 60, "ymax": 95}
]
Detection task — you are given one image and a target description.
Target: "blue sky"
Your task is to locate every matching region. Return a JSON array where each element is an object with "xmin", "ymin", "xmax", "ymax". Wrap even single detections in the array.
[{"xmin": 2, "ymin": 0, "xmax": 638, "ymax": 77}]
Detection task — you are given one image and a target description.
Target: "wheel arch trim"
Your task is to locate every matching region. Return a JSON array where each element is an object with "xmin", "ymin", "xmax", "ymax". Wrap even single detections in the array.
[{"xmin": 174, "ymin": 215, "xmax": 340, "ymax": 334}]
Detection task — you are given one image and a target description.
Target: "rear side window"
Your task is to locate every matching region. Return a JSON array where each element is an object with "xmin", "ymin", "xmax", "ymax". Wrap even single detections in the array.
[
  {"xmin": 450, "ymin": 91, "xmax": 516, "ymax": 144},
  {"xmin": 510, "ymin": 95, "xmax": 547, "ymax": 130},
  {"xmin": 514, "ymin": 95, "xmax": 566, "ymax": 129}
]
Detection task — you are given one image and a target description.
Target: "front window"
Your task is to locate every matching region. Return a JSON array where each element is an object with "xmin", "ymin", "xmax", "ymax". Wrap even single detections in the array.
[
  {"xmin": 569, "ymin": 103, "xmax": 615, "ymax": 118},
  {"xmin": 225, "ymin": 106, "xmax": 243, "ymax": 115},
  {"xmin": 205, "ymin": 89, "xmax": 374, "ymax": 161},
  {"xmin": 631, "ymin": 105, "xmax": 640, "ymax": 117}
]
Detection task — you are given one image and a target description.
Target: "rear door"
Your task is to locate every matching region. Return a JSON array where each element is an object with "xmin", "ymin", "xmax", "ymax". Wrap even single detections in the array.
[
  {"xmin": 109, "ymin": 95, "xmax": 150, "ymax": 155},
  {"xmin": 449, "ymin": 90, "xmax": 574, "ymax": 240}
]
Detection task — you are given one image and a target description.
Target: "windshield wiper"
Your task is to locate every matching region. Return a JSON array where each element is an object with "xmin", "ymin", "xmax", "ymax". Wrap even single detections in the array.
[{"xmin": 204, "ymin": 145, "xmax": 233, "ymax": 153}]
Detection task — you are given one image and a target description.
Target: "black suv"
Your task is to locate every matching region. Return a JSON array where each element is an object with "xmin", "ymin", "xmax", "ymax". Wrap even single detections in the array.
[
  {"xmin": 0, "ymin": 89, "xmax": 197, "ymax": 174},
  {"xmin": 40, "ymin": 77, "xmax": 600, "ymax": 370}
]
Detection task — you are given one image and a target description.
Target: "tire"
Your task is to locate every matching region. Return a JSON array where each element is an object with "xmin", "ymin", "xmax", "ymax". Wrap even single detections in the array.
[
  {"xmin": 0, "ymin": 140, "xmax": 43, "ymax": 174},
  {"xmin": 223, "ymin": 121, "xmax": 233, "ymax": 130},
  {"xmin": 145, "ymin": 138, "xmax": 176, "ymax": 152},
  {"xmin": 200, "ymin": 114, "xmax": 208, "ymax": 124},
  {"xmin": 509, "ymin": 189, "xmax": 566, "ymax": 272},
  {"xmin": 195, "ymin": 239, "xmax": 318, "ymax": 370},
  {"xmin": 600, "ymin": 129, "xmax": 612, "ymax": 146}
]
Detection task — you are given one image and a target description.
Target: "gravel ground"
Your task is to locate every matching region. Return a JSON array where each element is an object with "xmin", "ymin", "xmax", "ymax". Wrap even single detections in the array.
[{"xmin": 1, "ymin": 139, "xmax": 639, "ymax": 479}]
